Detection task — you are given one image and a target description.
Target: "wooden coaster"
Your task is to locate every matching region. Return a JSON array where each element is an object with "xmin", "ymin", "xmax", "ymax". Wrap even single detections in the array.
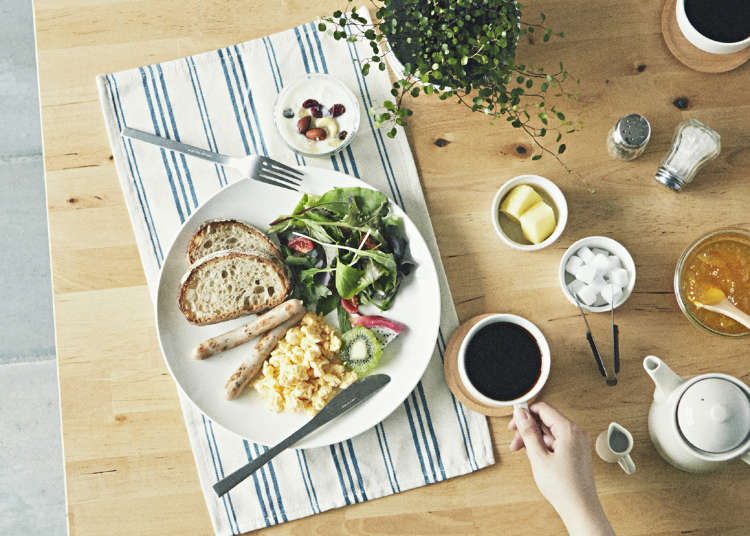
[
  {"xmin": 661, "ymin": 0, "xmax": 750, "ymax": 73},
  {"xmin": 443, "ymin": 314, "xmax": 514, "ymax": 417}
]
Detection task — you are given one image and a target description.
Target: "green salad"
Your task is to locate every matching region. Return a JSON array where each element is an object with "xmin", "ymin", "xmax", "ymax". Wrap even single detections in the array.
[{"xmin": 268, "ymin": 187, "xmax": 414, "ymax": 316}]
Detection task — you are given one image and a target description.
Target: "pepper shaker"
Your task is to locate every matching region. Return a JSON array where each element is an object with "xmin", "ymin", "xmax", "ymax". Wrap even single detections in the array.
[
  {"xmin": 606, "ymin": 114, "xmax": 651, "ymax": 161},
  {"xmin": 655, "ymin": 119, "xmax": 721, "ymax": 192}
]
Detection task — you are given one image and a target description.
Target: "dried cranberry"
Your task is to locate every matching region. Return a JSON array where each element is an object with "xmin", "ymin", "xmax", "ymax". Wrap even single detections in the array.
[
  {"xmin": 302, "ymin": 99, "xmax": 320, "ymax": 109},
  {"xmin": 338, "ymin": 131, "xmax": 348, "ymax": 140},
  {"xmin": 331, "ymin": 104, "xmax": 346, "ymax": 117},
  {"xmin": 310, "ymin": 106, "xmax": 323, "ymax": 118},
  {"xmin": 288, "ymin": 236, "xmax": 315, "ymax": 254}
]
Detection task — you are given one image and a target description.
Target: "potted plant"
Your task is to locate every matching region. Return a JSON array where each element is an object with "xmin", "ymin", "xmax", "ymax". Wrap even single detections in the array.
[{"xmin": 319, "ymin": 0, "xmax": 579, "ymax": 160}]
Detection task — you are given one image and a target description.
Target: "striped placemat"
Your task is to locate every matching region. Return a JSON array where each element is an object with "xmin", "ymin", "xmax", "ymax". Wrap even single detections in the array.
[{"xmin": 97, "ymin": 8, "xmax": 494, "ymax": 534}]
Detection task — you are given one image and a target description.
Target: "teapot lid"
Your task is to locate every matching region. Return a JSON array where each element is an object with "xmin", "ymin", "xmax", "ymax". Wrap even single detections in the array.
[{"xmin": 677, "ymin": 378, "xmax": 750, "ymax": 453}]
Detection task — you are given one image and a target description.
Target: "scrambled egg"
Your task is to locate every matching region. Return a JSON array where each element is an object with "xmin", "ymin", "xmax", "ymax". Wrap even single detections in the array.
[{"xmin": 253, "ymin": 312, "xmax": 358, "ymax": 413}]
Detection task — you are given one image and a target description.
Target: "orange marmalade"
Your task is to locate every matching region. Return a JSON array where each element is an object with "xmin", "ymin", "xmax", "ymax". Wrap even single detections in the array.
[{"xmin": 679, "ymin": 231, "xmax": 750, "ymax": 335}]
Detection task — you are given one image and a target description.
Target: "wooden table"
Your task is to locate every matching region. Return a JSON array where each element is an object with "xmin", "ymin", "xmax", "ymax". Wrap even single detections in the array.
[{"xmin": 35, "ymin": 0, "xmax": 750, "ymax": 534}]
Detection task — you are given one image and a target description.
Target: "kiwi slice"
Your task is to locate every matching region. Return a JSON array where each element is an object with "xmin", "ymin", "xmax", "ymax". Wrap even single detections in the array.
[{"xmin": 340, "ymin": 327, "xmax": 383, "ymax": 374}]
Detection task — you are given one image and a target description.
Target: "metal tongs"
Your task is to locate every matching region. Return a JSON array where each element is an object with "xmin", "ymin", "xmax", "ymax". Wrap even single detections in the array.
[{"xmin": 572, "ymin": 285, "xmax": 620, "ymax": 386}]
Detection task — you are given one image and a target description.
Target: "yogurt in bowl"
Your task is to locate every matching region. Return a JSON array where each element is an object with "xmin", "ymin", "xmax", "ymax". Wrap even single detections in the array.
[{"xmin": 273, "ymin": 74, "xmax": 360, "ymax": 157}]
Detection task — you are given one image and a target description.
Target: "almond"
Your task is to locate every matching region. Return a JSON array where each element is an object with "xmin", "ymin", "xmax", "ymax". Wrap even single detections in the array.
[
  {"xmin": 297, "ymin": 116, "xmax": 311, "ymax": 134},
  {"xmin": 305, "ymin": 128, "xmax": 327, "ymax": 141}
]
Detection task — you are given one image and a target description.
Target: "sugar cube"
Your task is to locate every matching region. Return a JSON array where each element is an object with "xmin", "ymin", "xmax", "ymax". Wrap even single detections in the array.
[
  {"xmin": 577, "ymin": 246, "xmax": 595, "ymax": 264},
  {"xmin": 608, "ymin": 268, "xmax": 630, "ymax": 288},
  {"xmin": 565, "ymin": 256, "xmax": 584, "ymax": 276},
  {"xmin": 606, "ymin": 255, "xmax": 621, "ymax": 271},
  {"xmin": 591, "ymin": 253, "xmax": 610, "ymax": 275},
  {"xmin": 601, "ymin": 285, "xmax": 624, "ymax": 304},
  {"xmin": 577, "ymin": 284, "xmax": 599, "ymax": 306},
  {"xmin": 592, "ymin": 248, "xmax": 610, "ymax": 257},
  {"xmin": 568, "ymin": 280, "xmax": 586, "ymax": 296},
  {"xmin": 576, "ymin": 264, "xmax": 598, "ymax": 284},
  {"xmin": 589, "ymin": 276, "xmax": 607, "ymax": 293}
]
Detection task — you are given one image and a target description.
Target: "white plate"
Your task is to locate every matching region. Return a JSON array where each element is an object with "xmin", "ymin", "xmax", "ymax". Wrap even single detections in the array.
[{"xmin": 155, "ymin": 169, "xmax": 441, "ymax": 448}]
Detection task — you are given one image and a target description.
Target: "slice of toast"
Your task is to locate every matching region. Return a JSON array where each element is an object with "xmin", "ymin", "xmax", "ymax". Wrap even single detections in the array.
[
  {"xmin": 178, "ymin": 251, "xmax": 291, "ymax": 325},
  {"xmin": 187, "ymin": 219, "xmax": 282, "ymax": 264}
]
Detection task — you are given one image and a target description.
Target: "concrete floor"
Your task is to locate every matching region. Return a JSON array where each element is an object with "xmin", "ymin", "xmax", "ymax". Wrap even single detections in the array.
[{"xmin": 0, "ymin": 0, "xmax": 67, "ymax": 533}]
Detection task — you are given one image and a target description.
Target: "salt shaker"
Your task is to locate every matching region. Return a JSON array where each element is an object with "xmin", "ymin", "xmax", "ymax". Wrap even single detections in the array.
[
  {"xmin": 606, "ymin": 114, "xmax": 651, "ymax": 161},
  {"xmin": 655, "ymin": 119, "xmax": 721, "ymax": 192}
]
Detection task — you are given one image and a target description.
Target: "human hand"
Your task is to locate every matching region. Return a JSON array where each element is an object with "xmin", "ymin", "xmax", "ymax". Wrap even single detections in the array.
[{"xmin": 509, "ymin": 403, "xmax": 614, "ymax": 536}]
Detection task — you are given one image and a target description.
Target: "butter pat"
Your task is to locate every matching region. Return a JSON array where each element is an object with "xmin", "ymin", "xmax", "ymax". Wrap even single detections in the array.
[
  {"xmin": 519, "ymin": 201, "xmax": 556, "ymax": 244},
  {"xmin": 500, "ymin": 185, "xmax": 543, "ymax": 221}
]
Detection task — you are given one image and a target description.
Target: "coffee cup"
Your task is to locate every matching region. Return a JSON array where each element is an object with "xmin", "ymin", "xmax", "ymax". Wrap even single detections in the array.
[
  {"xmin": 596, "ymin": 422, "xmax": 636, "ymax": 475},
  {"xmin": 457, "ymin": 314, "xmax": 551, "ymax": 409},
  {"xmin": 676, "ymin": 0, "xmax": 750, "ymax": 55}
]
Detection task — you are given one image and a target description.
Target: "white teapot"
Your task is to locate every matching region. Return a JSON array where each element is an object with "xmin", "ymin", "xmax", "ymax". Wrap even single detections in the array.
[{"xmin": 643, "ymin": 355, "xmax": 750, "ymax": 473}]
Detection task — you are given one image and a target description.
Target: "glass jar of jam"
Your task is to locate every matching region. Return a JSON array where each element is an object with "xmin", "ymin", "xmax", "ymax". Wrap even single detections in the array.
[{"xmin": 675, "ymin": 228, "xmax": 750, "ymax": 337}]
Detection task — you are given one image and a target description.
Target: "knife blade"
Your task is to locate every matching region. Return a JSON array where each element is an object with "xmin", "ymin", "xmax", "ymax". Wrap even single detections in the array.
[{"xmin": 213, "ymin": 374, "xmax": 391, "ymax": 497}]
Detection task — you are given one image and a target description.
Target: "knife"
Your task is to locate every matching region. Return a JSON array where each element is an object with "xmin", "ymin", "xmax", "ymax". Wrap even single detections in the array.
[{"xmin": 213, "ymin": 374, "xmax": 391, "ymax": 497}]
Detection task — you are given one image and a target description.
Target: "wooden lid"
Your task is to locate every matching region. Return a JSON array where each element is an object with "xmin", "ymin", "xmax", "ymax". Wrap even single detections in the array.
[
  {"xmin": 661, "ymin": 0, "xmax": 750, "ymax": 73},
  {"xmin": 443, "ymin": 314, "xmax": 515, "ymax": 417}
]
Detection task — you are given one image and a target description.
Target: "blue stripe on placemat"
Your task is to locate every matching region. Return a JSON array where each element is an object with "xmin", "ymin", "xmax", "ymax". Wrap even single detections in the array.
[
  {"xmin": 202, "ymin": 416, "xmax": 240, "ymax": 535},
  {"xmin": 336, "ymin": 443, "xmax": 360, "ymax": 503},
  {"xmin": 308, "ymin": 22, "xmax": 329, "ymax": 74},
  {"xmin": 299, "ymin": 450, "xmax": 321, "ymax": 512},
  {"xmin": 242, "ymin": 440, "xmax": 273, "ymax": 527},
  {"xmin": 260, "ymin": 445, "xmax": 288, "ymax": 522},
  {"xmin": 155, "ymin": 64, "xmax": 199, "ymax": 208},
  {"xmin": 144, "ymin": 65, "xmax": 193, "ymax": 216},
  {"xmin": 329, "ymin": 444, "xmax": 351, "ymax": 505},
  {"xmin": 104, "ymin": 75, "xmax": 163, "ymax": 265},
  {"xmin": 402, "ymin": 396, "xmax": 430, "ymax": 484},
  {"xmin": 437, "ymin": 332, "xmax": 479, "ymax": 470},
  {"xmin": 208, "ymin": 420, "xmax": 241, "ymax": 534},
  {"xmin": 232, "ymin": 45, "xmax": 269, "ymax": 158},
  {"xmin": 217, "ymin": 49, "xmax": 252, "ymax": 156},
  {"xmin": 225, "ymin": 48, "xmax": 260, "ymax": 156},
  {"xmin": 136, "ymin": 68, "xmax": 186, "ymax": 223},
  {"xmin": 262, "ymin": 37, "xmax": 281, "ymax": 93},
  {"xmin": 374, "ymin": 424, "xmax": 396, "ymax": 493},
  {"xmin": 185, "ymin": 57, "xmax": 226, "ymax": 187},
  {"xmin": 295, "ymin": 449, "xmax": 318, "ymax": 515},
  {"xmin": 345, "ymin": 440, "xmax": 368, "ymax": 501},
  {"xmin": 251, "ymin": 443, "xmax": 280, "ymax": 524}
]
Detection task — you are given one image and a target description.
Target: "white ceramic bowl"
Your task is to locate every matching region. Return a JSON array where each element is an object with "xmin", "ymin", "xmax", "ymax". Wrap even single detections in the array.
[
  {"xmin": 457, "ymin": 314, "xmax": 551, "ymax": 408},
  {"xmin": 559, "ymin": 236, "xmax": 637, "ymax": 313},
  {"xmin": 491, "ymin": 175, "xmax": 568, "ymax": 251},
  {"xmin": 272, "ymin": 73, "xmax": 361, "ymax": 158},
  {"xmin": 676, "ymin": 0, "xmax": 750, "ymax": 55}
]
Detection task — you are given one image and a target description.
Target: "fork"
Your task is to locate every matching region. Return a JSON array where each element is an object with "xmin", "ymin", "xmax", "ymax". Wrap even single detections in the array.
[{"xmin": 121, "ymin": 127, "xmax": 304, "ymax": 192}]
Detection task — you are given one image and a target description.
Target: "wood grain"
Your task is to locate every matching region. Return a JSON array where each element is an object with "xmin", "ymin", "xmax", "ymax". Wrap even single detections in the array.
[{"xmin": 34, "ymin": 0, "xmax": 750, "ymax": 534}]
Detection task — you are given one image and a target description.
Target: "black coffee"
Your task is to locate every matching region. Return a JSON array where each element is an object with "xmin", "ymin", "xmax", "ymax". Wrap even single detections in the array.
[
  {"xmin": 684, "ymin": 0, "xmax": 750, "ymax": 43},
  {"xmin": 465, "ymin": 322, "xmax": 542, "ymax": 401}
]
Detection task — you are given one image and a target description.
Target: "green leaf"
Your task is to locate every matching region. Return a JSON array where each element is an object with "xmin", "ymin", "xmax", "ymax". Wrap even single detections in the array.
[
  {"xmin": 337, "ymin": 301, "xmax": 352, "ymax": 333},
  {"xmin": 361, "ymin": 63, "xmax": 370, "ymax": 76},
  {"xmin": 558, "ymin": 144, "xmax": 566, "ymax": 154},
  {"xmin": 532, "ymin": 154, "xmax": 542, "ymax": 160},
  {"xmin": 318, "ymin": 23, "xmax": 326, "ymax": 31}
]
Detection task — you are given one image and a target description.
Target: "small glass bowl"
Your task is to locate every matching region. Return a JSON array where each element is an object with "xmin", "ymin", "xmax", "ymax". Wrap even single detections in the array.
[
  {"xmin": 272, "ymin": 73, "xmax": 360, "ymax": 159},
  {"xmin": 674, "ymin": 227, "xmax": 750, "ymax": 337}
]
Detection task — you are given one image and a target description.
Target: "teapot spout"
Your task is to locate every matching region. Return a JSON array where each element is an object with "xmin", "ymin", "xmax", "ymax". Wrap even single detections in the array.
[{"xmin": 643, "ymin": 356, "xmax": 683, "ymax": 400}]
